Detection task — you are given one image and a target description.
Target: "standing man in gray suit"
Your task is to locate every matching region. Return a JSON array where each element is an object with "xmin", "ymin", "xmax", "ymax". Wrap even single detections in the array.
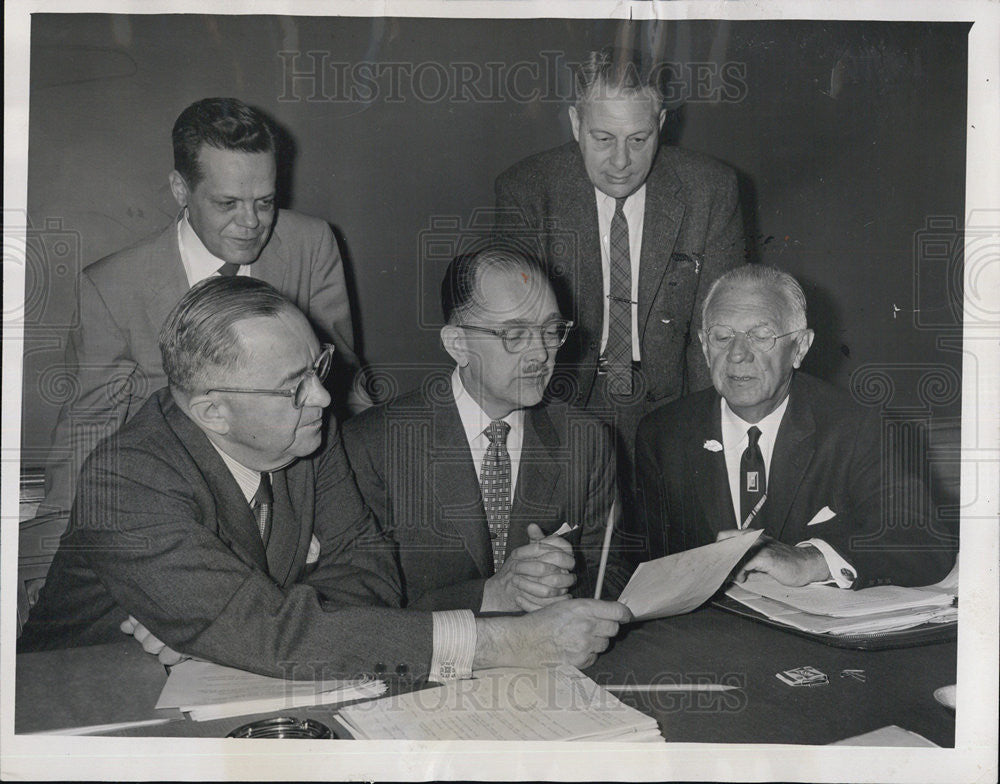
[
  {"xmin": 495, "ymin": 48, "xmax": 745, "ymax": 559},
  {"xmin": 26, "ymin": 97, "xmax": 366, "ymax": 562}
]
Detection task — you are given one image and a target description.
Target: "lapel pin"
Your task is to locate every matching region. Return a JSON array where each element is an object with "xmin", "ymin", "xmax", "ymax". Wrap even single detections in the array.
[{"xmin": 660, "ymin": 318, "xmax": 672, "ymax": 325}]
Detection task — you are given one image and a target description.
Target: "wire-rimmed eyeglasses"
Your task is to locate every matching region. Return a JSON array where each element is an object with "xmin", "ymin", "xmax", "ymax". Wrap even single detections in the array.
[
  {"xmin": 205, "ymin": 344, "xmax": 335, "ymax": 408},
  {"xmin": 704, "ymin": 325, "xmax": 803, "ymax": 352}
]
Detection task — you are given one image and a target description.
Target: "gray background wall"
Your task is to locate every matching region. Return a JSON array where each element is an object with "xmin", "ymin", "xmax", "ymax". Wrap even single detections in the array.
[{"xmin": 20, "ymin": 16, "xmax": 968, "ymax": 466}]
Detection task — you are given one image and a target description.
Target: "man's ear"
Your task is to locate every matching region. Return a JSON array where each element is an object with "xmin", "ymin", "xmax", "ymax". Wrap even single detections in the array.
[
  {"xmin": 168, "ymin": 170, "xmax": 190, "ymax": 210},
  {"xmin": 568, "ymin": 105, "xmax": 581, "ymax": 143},
  {"xmin": 186, "ymin": 394, "xmax": 231, "ymax": 436},
  {"xmin": 441, "ymin": 324, "xmax": 470, "ymax": 367},
  {"xmin": 791, "ymin": 329, "xmax": 815, "ymax": 369},
  {"xmin": 697, "ymin": 330, "xmax": 711, "ymax": 368}
]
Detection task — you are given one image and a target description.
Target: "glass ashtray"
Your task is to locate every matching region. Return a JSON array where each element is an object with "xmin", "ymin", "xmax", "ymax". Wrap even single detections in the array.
[{"xmin": 227, "ymin": 716, "xmax": 336, "ymax": 739}]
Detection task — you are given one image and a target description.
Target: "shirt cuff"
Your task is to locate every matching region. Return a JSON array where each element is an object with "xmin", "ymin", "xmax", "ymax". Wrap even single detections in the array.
[
  {"xmin": 798, "ymin": 538, "xmax": 857, "ymax": 588},
  {"xmin": 428, "ymin": 609, "xmax": 477, "ymax": 683}
]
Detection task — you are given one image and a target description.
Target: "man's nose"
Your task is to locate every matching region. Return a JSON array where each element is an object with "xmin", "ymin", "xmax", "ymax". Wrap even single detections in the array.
[
  {"xmin": 726, "ymin": 333, "xmax": 755, "ymax": 363},
  {"xmin": 521, "ymin": 330, "xmax": 551, "ymax": 362},
  {"xmin": 302, "ymin": 374, "xmax": 332, "ymax": 409},
  {"xmin": 610, "ymin": 141, "xmax": 631, "ymax": 170},
  {"xmin": 234, "ymin": 202, "xmax": 261, "ymax": 229}
]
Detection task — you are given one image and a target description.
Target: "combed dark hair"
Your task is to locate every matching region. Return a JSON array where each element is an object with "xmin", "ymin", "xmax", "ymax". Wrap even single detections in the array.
[
  {"xmin": 172, "ymin": 98, "xmax": 276, "ymax": 187},
  {"xmin": 702, "ymin": 264, "xmax": 809, "ymax": 331},
  {"xmin": 159, "ymin": 277, "xmax": 291, "ymax": 395},
  {"xmin": 441, "ymin": 247, "xmax": 547, "ymax": 324},
  {"xmin": 574, "ymin": 46, "xmax": 663, "ymax": 112}
]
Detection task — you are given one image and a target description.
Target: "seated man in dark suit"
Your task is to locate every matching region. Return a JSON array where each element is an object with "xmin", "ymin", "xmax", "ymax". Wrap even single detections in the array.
[
  {"xmin": 343, "ymin": 249, "xmax": 632, "ymax": 612},
  {"xmin": 19, "ymin": 277, "xmax": 631, "ymax": 679},
  {"xmin": 635, "ymin": 264, "xmax": 955, "ymax": 588}
]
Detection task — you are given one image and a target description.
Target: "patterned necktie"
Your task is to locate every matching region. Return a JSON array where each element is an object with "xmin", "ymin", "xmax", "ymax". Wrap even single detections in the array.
[
  {"xmin": 739, "ymin": 426, "xmax": 767, "ymax": 528},
  {"xmin": 606, "ymin": 197, "xmax": 633, "ymax": 395},
  {"xmin": 252, "ymin": 472, "xmax": 273, "ymax": 544},
  {"xmin": 218, "ymin": 262, "xmax": 240, "ymax": 277},
  {"xmin": 480, "ymin": 420, "xmax": 512, "ymax": 572}
]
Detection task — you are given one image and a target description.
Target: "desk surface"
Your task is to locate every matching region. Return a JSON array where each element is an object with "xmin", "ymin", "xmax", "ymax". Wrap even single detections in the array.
[{"xmin": 15, "ymin": 608, "xmax": 956, "ymax": 745}]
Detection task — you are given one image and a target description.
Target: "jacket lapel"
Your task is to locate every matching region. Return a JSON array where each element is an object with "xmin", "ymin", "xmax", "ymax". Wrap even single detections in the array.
[
  {"xmin": 140, "ymin": 219, "xmax": 190, "ymax": 334},
  {"xmin": 687, "ymin": 394, "xmax": 738, "ymax": 540},
  {"xmin": 431, "ymin": 392, "xmax": 493, "ymax": 577},
  {"xmin": 508, "ymin": 407, "xmax": 562, "ymax": 551},
  {"xmin": 161, "ymin": 393, "xmax": 269, "ymax": 571},
  {"xmin": 763, "ymin": 379, "xmax": 815, "ymax": 541},
  {"xmin": 558, "ymin": 149, "xmax": 604, "ymax": 347},
  {"xmin": 637, "ymin": 161, "xmax": 686, "ymax": 342},
  {"xmin": 266, "ymin": 464, "xmax": 310, "ymax": 585}
]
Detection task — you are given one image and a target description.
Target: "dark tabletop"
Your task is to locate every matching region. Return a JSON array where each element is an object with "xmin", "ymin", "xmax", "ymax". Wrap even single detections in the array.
[{"xmin": 15, "ymin": 607, "xmax": 956, "ymax": 744}]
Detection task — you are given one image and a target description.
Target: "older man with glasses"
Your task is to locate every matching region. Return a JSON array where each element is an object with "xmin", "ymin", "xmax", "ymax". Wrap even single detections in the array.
[
  {"xmin": 634, "ymin": 264, "xmax": 955, "ymax": 589},
  {"xmin": 343, "ymin": 248, "xmax": 633, "ymax": 613}
]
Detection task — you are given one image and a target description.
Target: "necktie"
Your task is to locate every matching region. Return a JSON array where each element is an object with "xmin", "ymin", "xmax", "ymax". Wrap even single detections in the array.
[
  {"xmin": 480, "ymin": 420, "xmax": 512, "ymax": 572},
  {"xmin": 252, "ymin": 472, "xmax": 273, "ymax": 544},
  {"xmin": 217, "ymin": 262, "xmax": 240, "ymax": 277},
  {"xmin": 739, "ymin": 426, "xmax": 766, "ymax": 528},
  {"xmin": 606, "ymin": 197, "xmax": 633, "ymax": 395}
]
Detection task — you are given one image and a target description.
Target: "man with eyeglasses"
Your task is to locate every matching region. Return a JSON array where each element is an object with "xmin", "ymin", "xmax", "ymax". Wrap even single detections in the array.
[
  {"xmin": 634, "ymin": 265, "xmax": 954, "ymax": 588},
  {"xmin": 343, "ymin": 249, "xmax": 633, "ymax": 612},
  {"xmin": 20, "ymin": 277, "xmax": 631, "ymax": 679}
]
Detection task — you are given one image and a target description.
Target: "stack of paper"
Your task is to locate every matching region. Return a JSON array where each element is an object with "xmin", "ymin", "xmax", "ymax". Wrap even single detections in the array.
[
  {"xmin": 726, "ymin": 573, "xmax": 957, "ymax": 635},
  {"xmin": 337, "ymin": 665, "xmax": 663, "ymax": 742},
  {"xmin": 156, "ymin": 659, "xmax": 386, "ymax": 721}
]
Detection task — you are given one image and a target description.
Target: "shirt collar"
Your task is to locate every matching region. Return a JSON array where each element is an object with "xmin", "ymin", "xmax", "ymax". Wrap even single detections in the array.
[
  {"xmin": 451, "ymin": 367, "xmax": 525, "ymax": 445},
  {"xmin": 177, "ymin": 209, "xmax": 233, "ymax": 285},
  {"xmin": 720, "ymin": 393, "xmax": 790, "ymax": 452},
  {"xmin": 211, "ymin": 442, "xmax": 263, "ymax": 503},
  {"xmin": 595, "ymin": 184, "xmax": 646, "ymax": 219}
]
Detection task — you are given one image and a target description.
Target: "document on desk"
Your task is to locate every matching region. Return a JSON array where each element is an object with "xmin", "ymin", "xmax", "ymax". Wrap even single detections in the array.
[
  {"xmin": 156, "ymin": 660, "xmax": 386, "ymax": 721},
  {"xmin": 337, "ymin": 665, "xmax": 663, "ymax": 742},
  {"xmin": 726, "ymin": 573, "xmax": 958, "ymax": 635},
  {"xmin": 617, "ymin": 529, "xmax": 763, "ymax": 621}
]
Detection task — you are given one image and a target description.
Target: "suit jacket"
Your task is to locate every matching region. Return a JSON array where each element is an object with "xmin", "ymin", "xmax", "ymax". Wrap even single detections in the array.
[
  {"xmin": 634, "ymin": 373, "xmax": 956, "ymax": 588},
  {"xmin": 342, "ymin": 382, "xmax": 633, "ymax": 610},
  {"xmin": 37, "ymin": 209, "xmax": 358, "ymax": 522},
  {"xmin": 495, "ymin": 142, "xmax": 744, "ymax": 408},
  {"xmin": 19, "ymin": 389, "xmax": 433, "ymax": 680}
]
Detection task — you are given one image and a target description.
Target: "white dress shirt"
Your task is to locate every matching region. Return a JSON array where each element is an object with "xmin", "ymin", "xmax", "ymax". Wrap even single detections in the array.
[
  {"xmin": 176, "ymin": 210, "xmax": 252, "ymax": 286},
  {"xmin": 595, "ymin": 186, "xmax": 646, "ymax": 360},
  {"xmin": 451, "ymin": 368, "xmax": 526, "ymax": 503},
  {"xmin": 720, "ymin": 397, "xmax": 856, "ymax": 588},
  {"xmin": 212, "ymin": 444, "xmax": 475, "ymax": 680}
]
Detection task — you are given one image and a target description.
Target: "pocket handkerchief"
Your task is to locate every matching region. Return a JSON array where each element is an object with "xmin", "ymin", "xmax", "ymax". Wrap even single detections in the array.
[
  {"xmin": 306, "ymin": 534, "xmax": 321, "ymax": 564},
  {"xmin": 806, "ymin": 506, "xmax": 836, "ymax": 526}
]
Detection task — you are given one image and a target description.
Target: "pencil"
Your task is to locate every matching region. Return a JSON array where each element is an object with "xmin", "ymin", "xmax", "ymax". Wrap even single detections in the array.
[{"xmin": 594, "ymin": 499, "xmax": 616, "ymax": 600}]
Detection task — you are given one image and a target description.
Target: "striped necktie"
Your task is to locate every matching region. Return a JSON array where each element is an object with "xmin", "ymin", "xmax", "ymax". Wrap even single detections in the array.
[{"xmin": 606, "ymin": 197, "xmax": 633, "ymax": 395}]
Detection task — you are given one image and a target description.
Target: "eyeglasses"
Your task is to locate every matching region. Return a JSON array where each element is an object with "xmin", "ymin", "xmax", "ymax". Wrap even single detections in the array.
[
  {"xmin": 457, "ymin": 320, "xmax": 574, "ymax": 354},
  {"xmin": 704, "ymin": 325, "xmax": 802, "ymax": 352},
  {"xmin": 205, "ymin": 344, "xmax": 335, "ymax": 408}
]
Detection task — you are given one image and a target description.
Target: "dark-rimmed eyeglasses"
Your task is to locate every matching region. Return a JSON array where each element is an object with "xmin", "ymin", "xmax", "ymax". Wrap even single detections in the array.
[
  {"xmin": 704, "ymin": 325, "xmax": 802, "ymax": 352},
  {"xmin": 205, "ymin": 344, "xmax": 335, "ymax": 408},
  {"xmin": 457, "ymin": 320, "xmax": 574, "ymax": 354}
]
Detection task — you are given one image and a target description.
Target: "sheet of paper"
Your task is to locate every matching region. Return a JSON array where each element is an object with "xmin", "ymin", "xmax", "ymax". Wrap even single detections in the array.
[
  {"xmin": 830, "ymin": 725, "xmax": 940, "ymax": 747},
  {"xmin": 733, "ymin": 573, "xmax": 956, "ymax": 617},
  {"xmin": 156, "ymin": 659, "xmax": 386, "ymax": 721},
  {"xmin": 617, "ymin": 529, "xmax": 763, "ymax": 621},
  {"xmin": 337, "ymin": 665, "xmax": 662, "ymax": 742}
]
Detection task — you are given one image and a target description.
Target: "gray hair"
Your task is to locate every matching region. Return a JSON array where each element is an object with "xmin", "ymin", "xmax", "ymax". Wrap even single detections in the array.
[
  {"xmin": 574, "ymin": 47, "xmax": 663, "ymax": 115},
  {"xmin": 158, "ymin": 276, "xmax": 292, "ymax": 395},
  {"xmin": 702, "ymin": 265, "xmax": 809, "ymax": 331}
]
